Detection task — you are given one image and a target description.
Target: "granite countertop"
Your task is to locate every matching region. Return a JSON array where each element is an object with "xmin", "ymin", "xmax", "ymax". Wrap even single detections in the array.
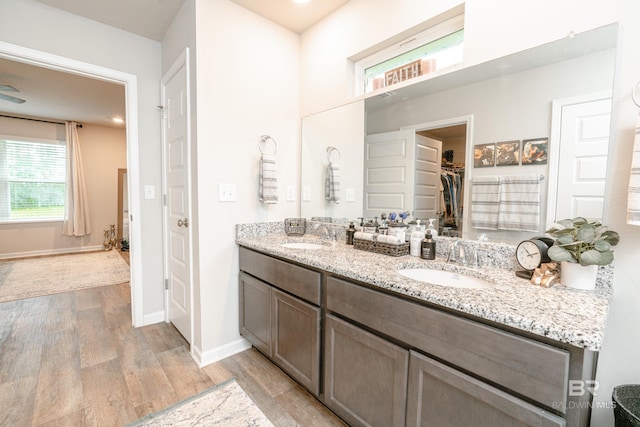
[{"xmin": 236, "ymin": 229, "xmax": 612, "ymax": 351}]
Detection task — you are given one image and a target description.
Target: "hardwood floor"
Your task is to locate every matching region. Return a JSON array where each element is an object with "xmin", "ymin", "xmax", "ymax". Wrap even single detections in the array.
[{"xmin": 0, "ymin": 281, "xmax": 346, "ymax": 426}]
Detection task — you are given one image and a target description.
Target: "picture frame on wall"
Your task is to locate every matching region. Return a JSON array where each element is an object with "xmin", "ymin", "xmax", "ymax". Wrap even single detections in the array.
[
  {"xmin": 495, "ymin": 140, "xmax": 521, "ymax": 166},
  {"xmin": 473, "ymin": 143, "xmax": 495, "ymax": 168},
  {"xmin": 522, "ymin": 138, "xmax": 549, "ymax": 165}
]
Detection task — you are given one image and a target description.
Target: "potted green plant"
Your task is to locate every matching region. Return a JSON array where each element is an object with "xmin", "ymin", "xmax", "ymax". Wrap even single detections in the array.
[{"xmin": 546, "ymin": 217, "xmax": 620, "ymax": 290}]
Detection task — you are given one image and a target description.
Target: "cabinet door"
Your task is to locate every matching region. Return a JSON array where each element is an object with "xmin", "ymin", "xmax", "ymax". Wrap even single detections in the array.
[
  {"xmin": 239, "ymin": 272, "xmax": 271, "ymax": 355},
  {"xmin": 324, "ymin": 314, "xmax": 408, "ymax": 427},
  {"xmin": 406, "ymin": 350, "xmax": 565, "ymax": 427},
  {"xmin": 271, "ymin": 288, "xmax": 321, "ymax": 396}
]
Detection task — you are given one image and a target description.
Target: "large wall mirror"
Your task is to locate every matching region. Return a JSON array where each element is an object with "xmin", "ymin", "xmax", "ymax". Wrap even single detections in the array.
[{"xmin": 300, "ymin": 23, "xmax": 617, "ymax": 244}]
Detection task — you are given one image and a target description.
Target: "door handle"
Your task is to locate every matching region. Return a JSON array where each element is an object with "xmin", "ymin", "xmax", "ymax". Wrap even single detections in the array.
[{"xmin": 177, "ymin": 218, "xmax": 189, "ymax": 228}]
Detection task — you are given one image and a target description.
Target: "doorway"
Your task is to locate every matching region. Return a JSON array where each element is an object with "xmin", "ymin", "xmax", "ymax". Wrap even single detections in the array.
[
  {"xmin": 418, "ymin": 123, "xmax": 467, "ymax": 237},
  {"xmin": 0, "ymin": 41, "xmax": 144, "ymax": 325}
]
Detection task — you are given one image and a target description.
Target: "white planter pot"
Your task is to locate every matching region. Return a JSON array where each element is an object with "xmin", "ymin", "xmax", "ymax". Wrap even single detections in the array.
[{"xmin": 560, "ymin": 261, "xmax": 598, "ymax": 290}]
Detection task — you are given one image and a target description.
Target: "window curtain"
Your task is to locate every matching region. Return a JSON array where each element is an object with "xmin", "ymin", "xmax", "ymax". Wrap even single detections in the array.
[{"xmin": 62, "ymin": 121, "xmax": 91, "ymax": 236}]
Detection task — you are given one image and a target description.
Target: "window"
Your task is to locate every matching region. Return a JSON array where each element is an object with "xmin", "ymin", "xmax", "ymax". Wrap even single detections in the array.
[
  {"xmin": 0, "ymin": 138, "xmax": 67, "ymax": 222},
  {"xmin": 353, "ymin": 13, "xmax": 465, "ymax": 95}
]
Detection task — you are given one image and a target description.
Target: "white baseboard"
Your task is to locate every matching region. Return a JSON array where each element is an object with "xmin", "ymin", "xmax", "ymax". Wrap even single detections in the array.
[
  {"xmin": 0, "ymin": 245, "xmax": 105, "ymax": 260},
  {"xmin": 142, "ymin": 310, "xmax": 166, "ymax": 326},
  {"xmin": 192, "ymin": 338, "xmax": 252, "ymax": 368}
]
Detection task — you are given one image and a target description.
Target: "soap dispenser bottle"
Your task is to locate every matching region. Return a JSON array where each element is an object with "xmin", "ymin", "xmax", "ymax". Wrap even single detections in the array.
[
  {"xmin": 346, "ymin": 222, "xmax": 356, "ymax": 245},
  {"xmin": 427, "ymin": 218, "xmax": 439, "ymax": 238},
  {"xmin": 421, "ymin": 231, "xmax": 436, "ymax": 260}
]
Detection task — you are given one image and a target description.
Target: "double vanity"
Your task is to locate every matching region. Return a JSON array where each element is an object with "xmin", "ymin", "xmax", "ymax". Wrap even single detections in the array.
[{"xmin": 236, "ymin": 222, "xmax": 612, "ymax": 427}]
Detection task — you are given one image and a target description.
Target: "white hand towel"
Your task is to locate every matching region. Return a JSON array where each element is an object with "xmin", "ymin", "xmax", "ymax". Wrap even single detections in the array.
[
  {"xmin": 258, "ymin": 154, "xmax": 278, "ymax": 204},
  {"xmin": 498, "ymin": 174, "xmax": 541, "ymax": 232},
  {"xmin": 627, "ymin": 113, "xmax": 640, "ymax": 225},
  {"xmin": 470, "ymin": 176, "xmax": 500, "ymax": 230},
  {"xmin": 325, "ymin": 162, "xmax": 341, "ymax": 204}
]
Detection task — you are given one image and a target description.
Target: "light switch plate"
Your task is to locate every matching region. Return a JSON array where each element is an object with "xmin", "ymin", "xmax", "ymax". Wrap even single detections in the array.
[
  {"xmin": 218, "ymin": 183, "xmax": 236, "ymax": 202},
  {"xmin": 303, "ymin": 186, "xmax": 311, "ymax": 201}
]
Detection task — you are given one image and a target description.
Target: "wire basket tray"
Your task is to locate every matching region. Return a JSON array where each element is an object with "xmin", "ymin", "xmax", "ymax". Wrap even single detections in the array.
[
  {"xmin": 353, "ymin": 237, "xmax": 409, "ymax": 257},
  {"xmin": 284, "ymin": 218, "xmax": 306, "ymax": 236}
]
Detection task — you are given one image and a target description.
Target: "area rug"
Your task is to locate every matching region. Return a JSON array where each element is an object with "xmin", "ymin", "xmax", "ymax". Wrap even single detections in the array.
[
  {"xmin": 127, "ymin": 379, "xmax": 274, "ymax": 427},
  {"xmin": 0, "ymin": 250, "xmax": 130, "ymax": 303}
]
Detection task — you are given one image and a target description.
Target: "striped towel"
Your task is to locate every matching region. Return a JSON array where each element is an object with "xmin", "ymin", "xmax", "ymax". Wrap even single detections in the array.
[
  {"xmin": 258, "ymin": 154, "xmax": 278, "ymax": 204},
  {"xmin": 498, "ymin": 174, "xmax": 541, "ymax": 232},
  {"xmin": 628, "ymin": 113, "xmax": 640, "ymax": 225},
  {"xmin": 470, "ymin": 176, "xmax": 500, "ymax": 230},
  {"xmin": 325, "ymin": 162, "xmax": 341, "ymax": 204}
]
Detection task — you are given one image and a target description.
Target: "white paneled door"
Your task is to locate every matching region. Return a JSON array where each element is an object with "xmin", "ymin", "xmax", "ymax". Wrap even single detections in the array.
[
  {"xmin": 364, "ymin": 130, "xmax": 441, "ymax": 220},
  {"xmin": 554, "ymin": 98, "xmax": 611, "ymax": 221},
  {"xmin": 162, "ymin": 53, "xmax": 192, "ymax": 343}
]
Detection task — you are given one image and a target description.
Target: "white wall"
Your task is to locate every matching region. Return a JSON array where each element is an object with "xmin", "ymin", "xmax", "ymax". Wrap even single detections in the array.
[
  {"xmin": 301, "ymin": 1, "xmax": 640, "ymax": 426},
  {"xmin": 167, "ymin": 0, "xmax": 300, "ymax": 363},
  {"xmin": 0, "ymin": 0, "xmax": 165, "ymax": 320}
]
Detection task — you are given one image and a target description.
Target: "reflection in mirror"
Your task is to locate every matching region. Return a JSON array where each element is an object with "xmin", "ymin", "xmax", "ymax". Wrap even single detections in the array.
[
  {"xmin": 301, "ymin": 100, "xmax": 364, "ymax": 223},
  {"xmin": 301, "ymin": 23, "xmax": 617, "ymax": 244}
]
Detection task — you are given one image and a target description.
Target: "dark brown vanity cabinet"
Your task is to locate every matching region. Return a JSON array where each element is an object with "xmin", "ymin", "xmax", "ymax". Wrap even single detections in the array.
[
  {"xmin": 326, "ymin": 275, "xmax": 595, "ymax": 427},
  {"xmin": 238, "ymin": 247, "xmax": 597, "ymax": 426},
  {"xmin": 239, "ymin": 247, "xmax": 321, "ymax": 396}
]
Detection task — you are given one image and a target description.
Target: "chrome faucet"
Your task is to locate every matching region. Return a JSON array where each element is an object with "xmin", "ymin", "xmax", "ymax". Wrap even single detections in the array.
[
  {"xmin": 313, "ymin": 223, "xmax": 335, "ymax": 241},
  {"xmin": 447, "ymin": 239, "xmax": 478, "ymax": 268}
]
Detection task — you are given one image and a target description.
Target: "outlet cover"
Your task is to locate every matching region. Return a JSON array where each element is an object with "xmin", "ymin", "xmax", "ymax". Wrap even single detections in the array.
[
  {"xmin": 346, "ymin": 188, "xmax": 355, "ymax": 202},
  {"xmin": 286, "ymin": 185, "xmax": 295, "ymax": 201}
]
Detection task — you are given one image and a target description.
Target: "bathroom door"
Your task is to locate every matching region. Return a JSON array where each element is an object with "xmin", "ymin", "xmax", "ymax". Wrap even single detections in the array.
[
  {"xmin": 552, "ymin": 97, "xmax": 611, "ymax": 221},
  {"xmin": 364, "ymin": 130, "xmax": 441, "ymax": 220},
  {"xmin": 162, "ymin": 51, "xmax": 192, "ymax": 343}
]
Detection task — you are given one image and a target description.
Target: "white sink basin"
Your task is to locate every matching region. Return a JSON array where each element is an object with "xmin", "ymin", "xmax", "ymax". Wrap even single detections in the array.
[
  {"xmin": 398, "ymin": 268, "xmax": 495, "ymax": 289},
  {"xmin": 281, "ymin": 242, "xmax": 325, "ymax": 250}
]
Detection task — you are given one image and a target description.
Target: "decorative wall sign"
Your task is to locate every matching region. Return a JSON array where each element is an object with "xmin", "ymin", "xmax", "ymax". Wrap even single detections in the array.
[
  {"xmin": 522, "ymin": 138, "xmax": 548, "ymax": 165},
  {"xmin": 473, "ymin": 143, "xmax": 495, "ymax": 168},
  {"xmin": 495, "ymin": 140, "xmax": 521, "ymax": 166},
  {"xmin": 385, "ymin": 59, "xmax": 422, "ymax": 87}
]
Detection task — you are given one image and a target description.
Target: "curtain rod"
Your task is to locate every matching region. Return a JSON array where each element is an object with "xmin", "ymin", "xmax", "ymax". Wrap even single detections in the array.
[{"xmin": 0, "ymin": 114, "xmax": 83, "ymax": 128}]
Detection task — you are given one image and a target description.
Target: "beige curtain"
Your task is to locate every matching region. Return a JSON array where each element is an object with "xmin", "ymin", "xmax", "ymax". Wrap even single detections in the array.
[{"xmin": 62, "ymin": 121, "xmax": 91, "ymax": 236}]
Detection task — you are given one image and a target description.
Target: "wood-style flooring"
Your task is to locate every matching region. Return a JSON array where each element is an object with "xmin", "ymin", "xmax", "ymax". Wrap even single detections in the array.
[{"xmin": 0, "ymin": 270, "xmax": 346, "ymax": 426}]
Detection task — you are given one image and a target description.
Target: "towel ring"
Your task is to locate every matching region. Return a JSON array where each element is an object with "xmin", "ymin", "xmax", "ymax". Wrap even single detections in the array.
[
  {"xmin": 259, "ymin": 135, "xmax": 277, "ymax": 155},
  {"xmin": 633, "ymin": 80, "xmax": 640, "ymax": 109},
  {"xmin": 327, "ymin": 146, "xmax": 341, "ymax": 162}
]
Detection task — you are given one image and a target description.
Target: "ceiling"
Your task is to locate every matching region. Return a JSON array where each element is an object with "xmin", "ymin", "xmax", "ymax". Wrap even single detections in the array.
[{"xmin": 0, "ymin": 0, "xmax": 349, "ymax": 128}]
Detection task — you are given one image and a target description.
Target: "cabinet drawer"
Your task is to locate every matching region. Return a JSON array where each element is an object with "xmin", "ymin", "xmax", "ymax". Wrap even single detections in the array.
[
  {"xmin": 239, "ymin": 247, "xmax": 321, "ymax": 305},
  {"xmin": 326, "ymin": 277, "xmax": 569, "ymax": 410}
]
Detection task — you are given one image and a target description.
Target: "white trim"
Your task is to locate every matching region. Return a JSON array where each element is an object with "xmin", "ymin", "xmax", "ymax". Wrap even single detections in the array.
[
  {"xmin": 547, "ymin": 91, "xmax": 612, "ymax": 228},
  {"xmin": 402, "ymin": 114, "xmax": 474, "ymax": 238},
  {"xmin": 191, "ymin": 338, "xmax": 252, "ymax": 368},
  {"xmin": 352, "ymin": 13, "xmax": 464, "ymax": 96},
  {"xmin": 0, "ymin": 41, "xmax": 144, "ymax": 327},
  {"xmin": 0, "ymin": 245, "xmax": 104, "ymax": 260},
  {"xmin": 143, "ymin": 310, "xmax": 166, "ymax": 326},
  {"xmin": 160, "ymin": 48, "xmax": 194, "ymax": 346}
]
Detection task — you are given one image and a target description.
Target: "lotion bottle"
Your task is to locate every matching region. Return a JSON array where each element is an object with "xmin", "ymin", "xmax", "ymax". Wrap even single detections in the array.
[
  {"xmin": 409, "ymin": 220, "xmax": 425, "ymax": 257},
  {"xmin": 427, "ymin": 218, "xmax": 439, "ymax": 237}
]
